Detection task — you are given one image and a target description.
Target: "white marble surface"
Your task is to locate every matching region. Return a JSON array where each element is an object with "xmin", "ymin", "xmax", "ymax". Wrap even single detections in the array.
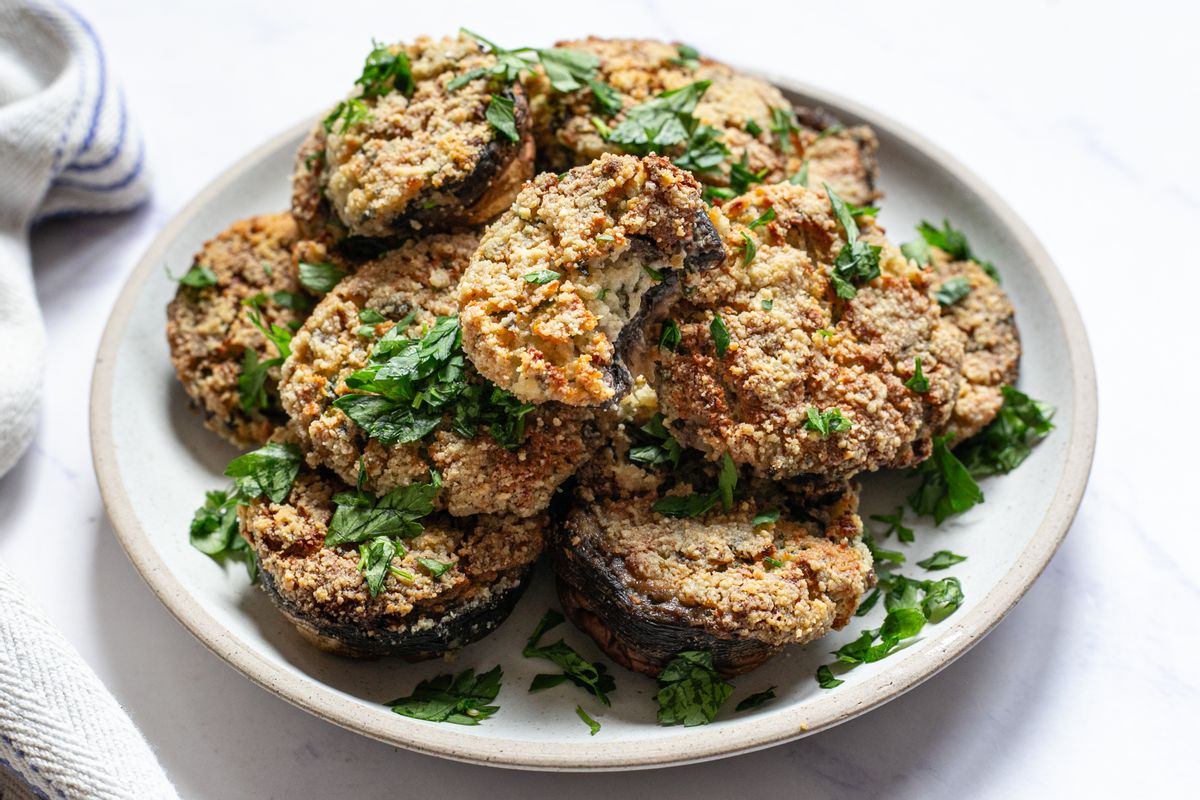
[{"xmin": 1, "ymin": 0, "xmax": 1196, "ymax": 796}]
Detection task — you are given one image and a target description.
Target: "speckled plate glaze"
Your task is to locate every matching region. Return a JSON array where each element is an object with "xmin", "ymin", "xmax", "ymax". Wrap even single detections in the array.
[{"xmin": 91, "ymin": 78, "xmax": 1096, "ymax": 771}]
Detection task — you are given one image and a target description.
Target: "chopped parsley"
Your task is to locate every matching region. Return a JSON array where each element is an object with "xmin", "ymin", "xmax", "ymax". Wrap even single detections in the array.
[
  {"xmin": 813, "ymin": 124, "xmax": 844, "ymax": 143},
  {"xmin": 752, "ymin": 509, "xmax": 780, "ymax": 527},
  {"xmin": 656, "ymin": 651, "xmax": 733, "ymax": 726},
  {"xmin": 485, "ymin": 93, "xmax": 520, "ymax": 142},
  {"xmin": 957, "ymin": 386, "xmax": 1055, "ymax": 478},
  {"xmin": 652, "ymin": 452, "xmax": 737, "ymax": 517},
  {"xmin": 744, "ymin": 118, "xmax": 763, "ymax": 137},
  {"xmin": 576, "ymin": 705, "xmax": 601, "ymax": 735},
  {"xmin": 729, "ymin": 153, "xmax": 768, "ymax": 193},
  {"xmin": 735, "ymin": 687, "xmax": 777, "ymax": 712},
  {"xmin": 659, "ymin": 319, "xmax": 681, "ymax": 352},
  {"xmin": 825, "ymin": 183, "xmax": 882, "ymax": 299},
  {"xmin": 669, "ymin": 43, "xmax": 701, "ymax": 70},
  {"xmin": 595, "ymin": 232, "xmax": 615, "ymax": 242},
  {"xmin": 355, "ymin": 40, "xmax": 414, "ymax": 99},
  {"xmin": 356, "ymin": 308, "xmax": 387, "ymax": 338},
  {"xmin": 523, "ymin": 610, "xmax": 616, "ymax": 705},
  {"xmin": 833, "ymin": 607, "xmax": 926, "ymax": 665},
  {"xmin": 934, "ymin": 275, "xmax": 972, "ymax": 306},
  {"xmin": 188, "ymin": 487, "xmax": 256, "ymax": 580},
  {"xmin": 769, "ymin": 106, "xmax": 801, "ymax": 153},
  {"xmin": 522, "ymin": 269, "xmax": 561, "ymax": 284},
  {"xmin": 388, "ymin": 665, "xmax": 502, "ymax": 725},
  {"xmin": 710, "ymin": 313, "xmax": 730, "ymax": 357},
  {"xmin": 608, "ymin": 80, "xmax": 711, "ymax": 151},
  {"xmin": 789, "ymin": 160, "xmax": 810, "ymax": 187},
  {"xmin": 628, "ymin": 413, "xmax": 682, "ymax": 469},
  {"xmin": 917, "ymin": 550, "xmax": 967, "ymax": 570},
  {"xmin": 643, "ymin": 265, "xmax": 665, "ymax": 282},
  {"xmin": 739, "ymin": 231, "xmax": 757, "ymax": 265},
  {"xmin": 908, "ymin": 436, "xmax": 984, "ymax": 524},
  {"xmin": 417, "ymin": 557, "xmax": 454, "ymax": 578},
  {"xmin": 805, "ymin": 407, "xmax": 853, "ymax": 437},
  {"xmin": 761, "ymin": 298, "xmax": 773, "ymax": 311},
  {"xmin": 271, "ymin": 290, "xmax": 313, "ymax": 312},
  {"xmin": 168, "ymin": 264, "xmax": 217, "ymax": 288},
  {"xmin": 763, "ymin": 555, "xmax": 784, "ymax": 570},
  {"xmin": 816, "ymin": 665, "xmax": 844, "ymax": 689},
  {"xmin": 589, "ymin": 79, "xmax": 622, "ymax": 115},
  {"xmin": 333, "ymin": 315, "xmax": 534, "ymax": 450},
  {"xmin": 298, "ymin": 261, "xmax": 347, "ymax": 294},
  {"xmin": 747, "ymin": 207, "xmax": 776, "ymax": 229},
  {"xmin": 454, "ymin": 30, "xmax": 601, "ymax": 94},
  {"xmin": 323, "ymin": 97, "xmax": 370, "ymax": 134},
  {"xmin": 909, "ymin": 219, "xmax": 1000, "ymax": 282},
  {"xmin": 905, "ymin": 357, "xmax": 930, "ymax": 393},
  {"xmin": 870, "ymin": 506, "xmax": 914, "ymax": 543},
  {"xmin": 224, "ymin": 442, "xmax": 302, "ymax": 504}
]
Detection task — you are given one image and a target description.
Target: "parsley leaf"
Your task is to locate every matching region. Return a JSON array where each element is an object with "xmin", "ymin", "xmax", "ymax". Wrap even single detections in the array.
[
  {"xmin": 325, "ymin": 470, "xmax": 441, "ymax": 547},
  {"xmin": 761, "ymin": 298, "xmax": 773, "ymax": 310},
  {"xmin": 805, "ymin": 407, "xmax": 853, "ymax": 437},
  {"xmin": 168, "ymin": 265, "xmax": 217, "ymax": 288},
  {"xmin": 298, "ymin": 261, "xmax": 347, "ymax": 294},
  {"xmin": 752, "ymin": 509, "xmax": 780, "ymax": 527},
  {"xmin": 790, "ymin": 160, "xmax": 809, "ymax": 187},
  {"xmin": 769, "ymin": 106, "xmax": 800, "ymax": 153},
  {"xmin": 710, "ymin": 313, "xmax": 730, "ymax": 357},
  {"xmin": 747, "ymin": 207, "xmax": 776, "ymax": 229},
  {"xmin": 188, "ymin": 487, "xmax": 256, "ymax": 580},
  {"xmin": 739, "ymin": 231, "xmax": 757, "ymax": 265},
  {"xmin": 825, "ymin": 184, "xmax": 881, "ymax": 299},
  {"xmin": 659, "ymin": 319, "xmax": 681, "ymax": 352},
  {"xmin": 729, "ymin": 153, "xmax": 767, "ymax": 193},
  {"xmin": 589, "ymin": 79, "xmax": 622, "ymax": 115},
  {"xmin": 537, "ymin": 47, "xmax": 601, "ymax": 92},
  {"xmin": 833, "ymin": 607, "xmax": 926, "ymax": 664},
  {"xmin": 357, "ymin": 536, "xmax": 400, "ymax": 597},
  {"xmin": 271, "ymin": 290, "xmax": 313, "ymax": 312},
  {"xmin": 576, "ymin": 705, "xmax": 601, "ymax": 735},
  {"xmin": 763, "ymin": 555, "xmax": 784, "ymax": 570},
  {"xmin": 870, "ymin": 506, "xmax": 914, "ymax": 543},
  {"xmin": 652, "ymin": 491, "xmax": 718, "ymax": 518},
  {"xmin": 935, "ymin": 275, "xmax": 972, "ymax": 306},
  {"xmin": 418, "ymin": 557, "xmax": 454, "ymax": 578},
  {"xmin": 523, "ymin": 610, "xmax": 616, "ymax": 705},
  {"xmin": 224, "ymin": 442, "xmax": 302, "ymax": 504},
  {"xmin": 908, "ymin": 435, "xmax": 984, "ymax": 524},
  {"xmin": 486, "ymin": 94, "xmax": 520, "ymax": 142},
  {"xmin": 669, "ymin": 43, "xmax": 701, "ymax": 70},
  {"xmin": 744, "ymin": 118, "xmax": 763, "ymax": 137},
  {"xmin": 628, "ymin": 413, "xmax": 682, "ymax": 469},
  {"xmin": 735, "ymin": 687, "xmax": 777, "ymax": 712},
  {"xmin": 914, "ymin": 219, "xmax": 1000, "ymax": 282},
  {"xmin": 609, "ymin": 81, "xmax": 711, "ymax": 150},
  {"xmin": 716, "ymin": 453, "xmax": 737, "ymax": 512},
  {"xmin": 901, "ymin": 238, "xmax": 931, "ymax": 265},
  {"xmin": 388, "ymin": 666, "xmax": 502, "ymax": 725},
  {"xmin": 522, "ymin": 269, "xmax": 561, "ymax": 284},
  {"xmin": 905, "ymin": 357, "xmax": 930, "ymax": 393},
  {"xmin": 237, "ymin": 349, "xmax": 272, "ymax": 412},
  {"xmin": 816, "ymin": 665, "xmax": 844, "ymax": 689},
  {"xmin": 355, "ymin": 40, "xmax": 414, "ymax": 99},
  {"xmin": 917, "ymin": 550, "xmax": 967, "ymax": 570},
  {"xmin": 323, "ymin": 98, "xmax": 370, "ymax": 134},
  {"xmin": 656, "ymin": 651, "xmax": 733, "ymax": 726},
  {"xmin": 957, "ymin": 386, "xmax": 1055, "ymax": 478}
]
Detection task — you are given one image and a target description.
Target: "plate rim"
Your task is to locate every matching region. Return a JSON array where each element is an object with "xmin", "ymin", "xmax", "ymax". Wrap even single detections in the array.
[{"xmin": 90, "ymin": 76, "xmax": 1098, "ymax": 771}]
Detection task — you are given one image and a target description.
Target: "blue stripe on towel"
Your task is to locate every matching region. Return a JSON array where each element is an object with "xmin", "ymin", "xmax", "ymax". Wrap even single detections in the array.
[
  {"xmin": 58, "ymin": 0, "xmax": 108, "ymax": 161},
  {"xmin": 50, "ymin": 137, "xmax": 145, "ymax": 193},
  {"xmin": 63, "ymin": 91, "xmax": 128, "ymax": 172}
]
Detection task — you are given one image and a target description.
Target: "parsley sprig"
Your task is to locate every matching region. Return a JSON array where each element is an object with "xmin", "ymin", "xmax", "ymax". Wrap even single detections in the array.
[
  {"xmin": 656, "ymin": 651, "xmax": 733, "ymax": 726},
  {"xmin": 908, "ymin": 435, "xmax": 984, "ymax": 524},
  {"xmin": 652, "ymin": 453, "xmax": 738, "ymax": 518},
  {"xmin": 902, "ymin": 219, "xmax": 1000, "ymax": 282},
  {"xmin": 825, "ymin": 184, "xmax": 882, "ymax": 299},
  {"xmin": 388, "ymin": 666, "xmax": 502, "ymax": 725},
  {"xmin": 523, "ymin": 610, "xmax": 616, "ymax": 705},
  {"xmin": 628, "ymin": 413, "xmax": 682, "ymax": 469}
]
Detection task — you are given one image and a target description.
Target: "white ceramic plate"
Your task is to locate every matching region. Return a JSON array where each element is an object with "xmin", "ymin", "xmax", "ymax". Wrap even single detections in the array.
[{"xmin": 91, "ymin": 78, "xmax": 1096, "ymax": 771}]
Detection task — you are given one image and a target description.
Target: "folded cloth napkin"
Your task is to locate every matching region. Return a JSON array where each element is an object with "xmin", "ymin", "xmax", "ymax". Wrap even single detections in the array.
[
  {"xmin": 1, "ymin": 2, "xmax": 174, "ymax": 798},
  {"xmin": 0, "ymin": 0, "xmax": 149, "ymax": 476}
]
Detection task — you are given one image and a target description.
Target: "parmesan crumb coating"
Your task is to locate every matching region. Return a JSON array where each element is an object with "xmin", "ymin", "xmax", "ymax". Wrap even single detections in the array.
[
  {"xmin": 655, "ymin": 183, "xmax": 965, "ymax": 478},
  {"xmin": 166, "ymin": 213, "xmax": 305, "ymax": 447},
  {"xmin": 278, "ymin": 231, "xmax": 597, "ymax": 517},
  {"xmin": 239, "ymin": 469, "xmax": 545, "ymax": 657},
  {"xmin": 929, "ymin": 251, "xmax": 1021, "ymax": 442},
  {"xmin": 458, "ymin": 153, "xmax": 724, "ymax": 407},
  {"xmin": 320, "ymin": 34, "xmax": 534, "ymax": 238},
  {"xmin": 557, "ymin": 405, "xmax": 872, "ymax": 675},
  {"xmin": 523, "ymin": 38, "xmax": 880, "ymax": 203}
]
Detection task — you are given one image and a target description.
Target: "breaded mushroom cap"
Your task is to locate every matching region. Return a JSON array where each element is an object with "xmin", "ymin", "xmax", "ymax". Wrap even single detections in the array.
[
  {"xmin": 240, "ymin": 469, "xmax": 545, "ymax": 658},
  {"xmin": 316, "ymin": 34, "xmax": 535, "ymax": 239},
  {"xmin": 279, "ymin": 231, "xmax": 598, "ymax": 517},
  {"xmin": 458, "ymin": 153, "xmax": 724, "ymax": 407},
  {"xmin": 928, "ymin": 251, "xmax": 1021, "ymax": 442},
  {"xmin": 654, "ymin": 183, "xmax": 966, "ymax": 478},
  {"xmin": 166, "ymin": 213, "xmax": 307, "ymax": 447},
  {"xmin": 524, "ymin": 38, "xmax": 880, "ymax": 204}
]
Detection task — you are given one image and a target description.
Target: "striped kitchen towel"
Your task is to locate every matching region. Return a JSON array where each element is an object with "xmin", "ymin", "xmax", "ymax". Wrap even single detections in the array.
[{"xmin": 0, "ymin": 0, "xmax": 150, "ymax": 478}]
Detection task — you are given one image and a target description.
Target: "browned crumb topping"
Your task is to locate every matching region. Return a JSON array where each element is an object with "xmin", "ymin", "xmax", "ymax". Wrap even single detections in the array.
[
  {"xmin": 321, "ymin": 34, "xmax": 532, "ymax": 238},
  {"xmin": 654, "ymin": 183, "xmax": 965, "ymax": 478},
  {"xmin": 278, "ymin": 231, "xmax": 598, "ymax": 517},
  {"xmin": 166, "ymin": 213, "xmax": 305, "ymax": 447},
  {"xmin": 523, "ymin": 38, "xmax": 880, "ymax": 203},
  {"xmin": 458, "ymin": 153, "xmax": 720, "ymax": 406},
  {"xmin": 929, "ymin": 251, "xmax": 1021, "ymax": 442},
  {"xmin": 239, "ymin": 470, "xmax": 544, "ymax": 635}
]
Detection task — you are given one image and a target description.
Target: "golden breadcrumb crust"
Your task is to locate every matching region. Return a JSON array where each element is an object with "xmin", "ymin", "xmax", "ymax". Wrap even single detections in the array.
[
  {"xmin": 654, "ymin": 183, "xmax": 965, "ymax": 478},
  {"xmin": 523, "ymin": 38, "xmax": 880, "ymax": 203},
  {"xmin": 166, "ymin": 213, "xmax": 306, "ymax": 447},
  {"xmin": 458, "ymin": 153, "xmax": 719, "ymax": 406},
  {"xmin": 278, "ymin": 231, "xmax": 597, "ymax": 517},
  {"xmin": 320, "ymin": 34, "xmax": 533, "ymax": 238},
  {"xmin": 929, "ymin": 250, "xmax": 1021, "ymax": 441},
  {"xmin": 239, "ymin": 470, "xmax": 544, "ymax": 650}
]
